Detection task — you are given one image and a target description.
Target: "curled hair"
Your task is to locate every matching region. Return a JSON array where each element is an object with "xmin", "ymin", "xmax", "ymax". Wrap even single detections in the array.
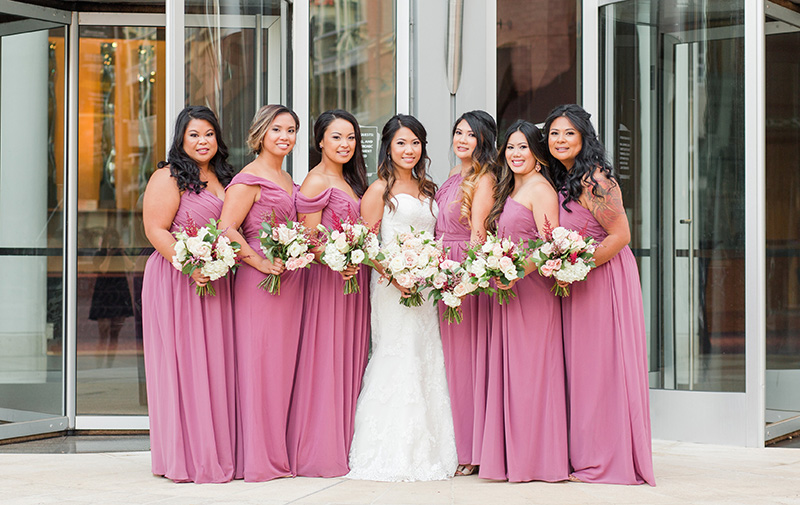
[
  {"xmin": 376, "ymin": 114, "xmax": 438, "ymax": 213},
  {"xmin": 453, "ymin": 110, "xmax": 498, "ymax": 224},
  {"xmin": 157, "ymin": 105, "xmax": 235, "ymax": 193},
  {"xmin": 485, "ymin": 120, "xmax": 553, "ymax": 232},
  {"xmin": 313, "ymin": 109, "xmax": 369, "ymax": 198},
  {"xmin": 543, "ymin": 104, "xmax": 617, "ymax": 212},
  {"xmin": 247, "ymin": 104, "xmax": 300, "ymax": 155}
]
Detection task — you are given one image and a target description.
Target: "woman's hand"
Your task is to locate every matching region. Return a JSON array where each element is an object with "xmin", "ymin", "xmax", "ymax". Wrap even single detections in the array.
[
  {"xmin": 258, "ymin": 257, "xmax": 285, "ymax": 276},
  {"xmin": 496, "ymin": 278, "xmax": 519, "ymax": 290},
  {"xmin": 340, "ymin": 263, "xmax": 359, "ymax": 280},
  {"xmin": 190, "ymin": 269, "xmax": 211, "ymax": 287},
  {"xmin": 391, "ymin": 279, "xmax": 413, "ymax": 296}
]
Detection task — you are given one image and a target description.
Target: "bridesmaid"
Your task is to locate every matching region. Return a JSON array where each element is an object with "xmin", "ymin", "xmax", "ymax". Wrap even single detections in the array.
[
  {"xmin": 218, "ymin": 105, "xmax": 302, "ymax": 482},
  {"xmin": 141, "ymin": 106, "xmax": 236, "ymax": 483},
  {"xmin": 478, "ymin": 120, "xmax": 568, "ymax": 482},
  {"xmin": 287, "ymin": 109, "xmax": 370, "ymax": 477},
  {"xmin": 434, "ymin": 110, "xmax": 497, "ymax": 476},
  {"xmin": 545, "ymin": 104, "xmax": 655, "ymax": 485}
]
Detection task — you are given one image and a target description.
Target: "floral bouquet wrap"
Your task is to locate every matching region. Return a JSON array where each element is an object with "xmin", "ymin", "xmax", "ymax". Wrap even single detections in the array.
[
  {"xmin": 426, "ymin": 258, "xmax": 477, "ymax": 324},
  {"xmin": 317, "ymin": 213, "xmax": 381, "ymax": 295},
  {"xmin": 463, "ymin": 232, "xmax": 529, "ymax": 305},
  {"xmin": 171, "ymin": 218, "xmax": 241, "ymax": 296},
  {"xmin": 529, "ymin": 222, "xmax": 597, "ymax": 296},
  {"xmin": 258, "ymin": 215, "xmax": 315, "ymax": 295},
  {"xmin": 379, "ymin": 227, "xmax": 444, "ymax": 307}
]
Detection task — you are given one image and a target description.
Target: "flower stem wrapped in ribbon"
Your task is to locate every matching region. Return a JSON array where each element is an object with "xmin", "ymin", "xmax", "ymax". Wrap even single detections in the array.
[
  {"xmin": 317, "ymin": 212, "xmax": 382, "ymax": 295},
  {"xmin": 258, "ymin": 213, "xmax": 315, "ymax": 295},
  {"xmin": 171, "ymin": 217, "xmax": 241, "ymax": 296},
  {"xmin": 528, "ymin": 218, "xmax": 597, "ymax": 296}
]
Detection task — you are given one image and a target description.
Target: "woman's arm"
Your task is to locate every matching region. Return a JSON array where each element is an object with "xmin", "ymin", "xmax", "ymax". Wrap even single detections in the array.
[
  {"xmin": 143, "ymin": 168, "xmax": 209, "ymax": 286},
  {"xmin": 469, "ymin": 173, "xmax": 495, "ymax": 244},
  {"xmin": 218, "ymin": 183, "xmax": 284, "ymax": 275},
  {"xmin": 582, "ymin": 172, "xmax": 630, "ymax": 267}
]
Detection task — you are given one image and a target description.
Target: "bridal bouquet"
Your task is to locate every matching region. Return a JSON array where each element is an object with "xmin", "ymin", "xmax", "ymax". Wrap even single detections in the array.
[
  {"xmin": 529, "ymin": 223, "xmax": 597, "ymax": 297},
  {"xmin": 258, "ymin": 215, "xmax": 315, "ymax": 295},
  {"xmin": 317, "ymin": 213, "xmax": 381, "ymax": 295},
  {"xmin": 463, "ymin": 233, "xmax": 529, "ymax": 305},
  {"xmin": 172, "ymin": 218, "xmax": 241, "ymax": 296},
  {"xmin": 427, "ymin": 258, "xmax": 477, "ymax": 324},
  {"xmin": 379, "ymin": 228, "xmax": 444, "ymax": 307}
]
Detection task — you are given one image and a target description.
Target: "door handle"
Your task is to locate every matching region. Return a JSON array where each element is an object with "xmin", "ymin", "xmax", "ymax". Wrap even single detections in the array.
[{"xmin": 679, "ymin": 218, "xmax": 692, "ymax": 224}]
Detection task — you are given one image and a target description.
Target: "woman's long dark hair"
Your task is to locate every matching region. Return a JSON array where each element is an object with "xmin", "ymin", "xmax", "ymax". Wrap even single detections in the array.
[
  {"xmin": 376, "ymin": 114, "xmax": 438, "ymax": 213},
  {"xmin": 543, "ymin": 104, "xmax": 616, "ymax": 212},
  {"xmin": 313, "ymin": 109, "xmax": 369, "ymax": 198},
  {"xmin": 485, "ymin": 120, "xmax": 552, "ymax": 232},
  {"xmin": 157, "ymin": 105, "xmax": 235, "ymax": 193},
  {"xmin": 453, "ymin": 110, "xmax": 498, "ymax": 225}
]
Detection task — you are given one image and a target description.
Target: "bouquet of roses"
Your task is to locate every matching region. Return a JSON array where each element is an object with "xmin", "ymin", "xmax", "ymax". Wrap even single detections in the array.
[
  {"xmin": 258, "ymin": 214, "xmax": 315, "ymax": 295},
  {"xmin": 172, "ymin": 217, "xmax": 241, "ymax": 296},
  {"xmin": 528, "ymin": 221, "xmax": 597, "ymax": 296},
  {"xmin": 379, "ymin": 227, "xmax": 444, "ymax": 307},
  {"xmin": 426, "ymin": 258, "xmax": 477, "ymax": 324},
  {"xmin": 317, "ymin": 213, "xmax": 381, "ymax": 295},
  {"xmin": 462, "ymin": 232, "xmax": 529, "ymax": 305}
]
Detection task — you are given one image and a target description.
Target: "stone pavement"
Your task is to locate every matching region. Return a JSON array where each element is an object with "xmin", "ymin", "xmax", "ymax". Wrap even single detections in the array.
[{"xmin": 1, "ymin": 439, "xmax": 800, "ymax": 504}]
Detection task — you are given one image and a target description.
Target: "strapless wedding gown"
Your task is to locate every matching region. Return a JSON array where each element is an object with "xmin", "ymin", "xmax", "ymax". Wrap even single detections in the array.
[{"xmin": 346, "ymin": 194, "xmax": 458, "ymax": 481}]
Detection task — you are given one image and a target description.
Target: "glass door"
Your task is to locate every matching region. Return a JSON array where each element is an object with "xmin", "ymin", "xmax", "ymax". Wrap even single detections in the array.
[
  {"xmin": 599, "ymin": 0, "xmax": 750, "ymax": 444},
  {"xmin": 764, "ymin": 3, "xmax": 800, "ymax": 441},
  {"xmin": 0, "ymin": 13, "xmax": 69, "ymax": 439}
]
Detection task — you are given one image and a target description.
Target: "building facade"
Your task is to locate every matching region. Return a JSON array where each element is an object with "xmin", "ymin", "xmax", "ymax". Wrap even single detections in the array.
[{"xmin": 0, "ymin": 0, "xmax": 797, "ymax": 448}]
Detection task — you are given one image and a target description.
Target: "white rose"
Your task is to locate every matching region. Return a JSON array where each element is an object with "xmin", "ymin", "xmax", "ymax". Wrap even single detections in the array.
[
  {"xmin": 432, "ymin": 273, "xmax": 447, "ymax": 289},
  {"xmin": 334, "ymin": 234, "xmax": 349, "ymax": 253},
  {"xmin": 551, "ymin": 227, "xmax": 570, "ymax": 241},
  {"xmin": 201, "ymin": 259, "xmax": 229, "ymax": 281},
  {"xmin": 171, "ymin": 256, "xmax": 184, "ymax": 271},
  {"xmin": 453, "ymin": 282, "xmax": 470, "ymax": 297},
  {"xmin": 186, "ymin": 236, "xmax": 212, "ymax": 261},
  {"xmin": 351, "ymin": 249, "xmax": 366, "ymax": 264},
  {"xmin": 442, "ymin": 291, "xmax": 461, "ymax": 308},
  {"xmin": 554, "ymin": 261, "xmax": 591, "ymax": 284},
  {"xmin": 539, "ymin": 242, "xmax": 553, "ymax": 256},
  {"xmin": 481, "ymin": 242, "xmax": 494, "ymax": 254},
  {"xmin": 277, "ymin": 226, "xmax": 295, "ymax": 244},
  {"xmin": 389, "ymin": 255, "xmax": 405, "ymax": 273},
  {"xmin": 486, "ymin": 255, "xmax": 500, "ymax": 270},
  {"xmin": 288, "ymin": 242, "xmax": 305, "ymax": 258}
]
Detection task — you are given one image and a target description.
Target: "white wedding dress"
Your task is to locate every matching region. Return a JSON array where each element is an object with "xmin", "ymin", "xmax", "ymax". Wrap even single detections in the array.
[{"xmin": 347, "ymin": 194, "xmax": 458, "ymax": 482}]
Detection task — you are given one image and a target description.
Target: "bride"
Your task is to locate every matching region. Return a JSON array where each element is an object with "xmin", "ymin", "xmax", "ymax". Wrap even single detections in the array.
[{"xmin": 347, "ymin": 114, "xmax": 458, "ymax": 481}]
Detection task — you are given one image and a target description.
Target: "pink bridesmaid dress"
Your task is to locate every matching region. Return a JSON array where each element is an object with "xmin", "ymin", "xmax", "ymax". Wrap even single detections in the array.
[
  {"xmin": 142, "ymin": 190, "xmax": 236, "ymax": 483},
  {"xmin": 478, "ymin": 198, "xmax": 568, "ymax": 482},
  {"xmin": 434, "ymin": 173, "xmax": 492, "ymax": 467},
  {"xmin": 287, "ymin": 187, "xmax": 370, "ymax": 477},
  {"xmin": 227, "ymin": 173, "xmax": 305, "ymax": 482},
  {"xmin": 559, "ymin": 194, "xmax": 655, "ymax": 486}
]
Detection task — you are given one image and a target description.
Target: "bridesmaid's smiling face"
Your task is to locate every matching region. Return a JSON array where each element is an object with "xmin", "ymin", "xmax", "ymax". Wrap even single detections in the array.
[
  {"xmin": 183, "ymin": 118, "xmax": 218, "ymax": 168},
  {"xmin": 319, "ymin": 118, "xmax": 356, "ymax": 166},
  {"xmin": 452, "ymin": 119, "xmax": 477, "ymax": 162},
  {"xmin": 389, "ymin": 126, "xmax": 422, "ymax": 172},
  {"xmin": 548, "ymin": 116, "xmax": 582, "ymax": 171},
  {"xmin": 505, "ymin": 131, "xmax": 537, "ymax": 175},
  {"xmin": 261, "ymin": 112, "xmax": 297, "ymax": 158}
]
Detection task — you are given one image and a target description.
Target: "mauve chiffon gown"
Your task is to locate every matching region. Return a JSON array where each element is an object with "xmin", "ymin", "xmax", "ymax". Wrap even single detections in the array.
[
  {"xmin": 227, "ymin": 173, "xmax": 305, "ymax": 482},
  {"xmin": 287, "ymin": 187, "xmax": 370, "ymax": 477},
  {"xmin": 142, "ymin": 189, "xmax": 236, "ymax": 483},
  {"xmin": 478, "ymin": 198, "xmax": 569, "ymax": 482},
  {"xmin": 559, "ymin": 194, "xmax": 655, "ymax": 486},
  {"xmin": 434, "ymin": 173, "xmax": 492, "ymax": 467}
]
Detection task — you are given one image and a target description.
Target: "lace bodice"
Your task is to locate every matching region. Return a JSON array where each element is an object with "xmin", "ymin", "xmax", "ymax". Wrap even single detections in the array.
[{"xmin": 379, "ymin": 193, "xmax": 439, "ymax": 242}]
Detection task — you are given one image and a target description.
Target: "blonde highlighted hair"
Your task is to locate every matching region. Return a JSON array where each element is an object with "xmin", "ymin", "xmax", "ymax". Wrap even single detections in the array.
[
  {"xmin": 247, "ymin": 104, "xmax": 300, "ymax": 155},
  {"xmin": 453, "ymin": 110, "xmax": 498, "ymax": 224}
]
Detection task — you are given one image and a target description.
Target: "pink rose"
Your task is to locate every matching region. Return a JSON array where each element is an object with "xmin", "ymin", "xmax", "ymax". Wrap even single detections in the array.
[{"xmin": 498, "ymin": 256, "xmax": 513, "ymax": 270}]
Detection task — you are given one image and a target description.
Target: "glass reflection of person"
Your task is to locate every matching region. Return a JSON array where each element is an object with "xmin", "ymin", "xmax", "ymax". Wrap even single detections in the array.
[{"xmin": 89, "ymin": 227, "xmax": 133, "ymax": 368}]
